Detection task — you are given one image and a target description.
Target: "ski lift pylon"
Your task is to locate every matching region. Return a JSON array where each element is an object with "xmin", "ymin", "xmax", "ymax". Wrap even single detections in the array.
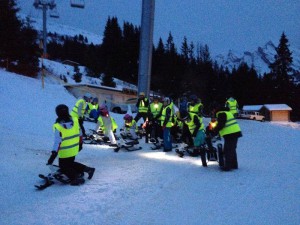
[{"xmin": 70, "ymin": 0, "xmax": 85, "ymax": 9}]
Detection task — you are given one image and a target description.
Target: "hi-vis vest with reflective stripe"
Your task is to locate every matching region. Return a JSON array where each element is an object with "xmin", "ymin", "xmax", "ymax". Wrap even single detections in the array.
[
  {"xmin": 217, "ymin": 111, "xmax": 241, "ymax": 137},
  {"xmin": 71, "ymin": 99, "xmax": 86, "ymax": 118},
  {"xmin": 188, "ymin": 103, "xmax": 202, "ymax": 115},
  {"xmin": 87, "ymin": 102, "xmax": 99, "ymax": 114},
  {"xmin": 138, "ymin": 98, "xmax": 148, "ymax": 113},
  {"xmin": 53, "ymin": 119, "xmax": 80, "ymax": 158},
  {"xmin": 185, "ymin": 113, "xmax": 204, "ymax": 134},
  {"xmin": 226, "ymin": 99, "xmax": 238, "ymax": 114},
  {"xmin": 97, "ymin": 116, "xmax": 118, "ymax": 132},
  {"xmin": 125, "ymin": 119, "xmax": 138, "ymax": 132},
  {"xmin": 150, "ymin": 102, "xmax": 163, "ymax": 118},
  {"xmin": 161, "ymin": 104, "xmax": 173, "ymax": 127}
]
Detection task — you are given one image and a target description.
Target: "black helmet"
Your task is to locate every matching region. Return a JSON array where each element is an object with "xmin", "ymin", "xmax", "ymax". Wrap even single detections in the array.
[
  {"xmin": 55, "ymin": 104, "xmax": 69, "ymax": 119},
  {"xmin": 189, "ymin": 94, "xmax": 198, "ymax": 102}
]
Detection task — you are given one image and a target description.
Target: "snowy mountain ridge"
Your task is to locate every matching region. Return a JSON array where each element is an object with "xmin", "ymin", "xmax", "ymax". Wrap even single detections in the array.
[{"xmin": 215, "ymin": 41, "xmax": 300, "ymax": 75}]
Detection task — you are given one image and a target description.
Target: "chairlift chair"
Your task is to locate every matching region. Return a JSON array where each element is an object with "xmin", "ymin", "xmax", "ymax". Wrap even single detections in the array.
[
  {"xmin": 49, "ymin": 7, "xmax": 59, "ymax": 18},
  {"xmin": 70, "ymin": 0, "xmax": 85, "ymax": 8}
]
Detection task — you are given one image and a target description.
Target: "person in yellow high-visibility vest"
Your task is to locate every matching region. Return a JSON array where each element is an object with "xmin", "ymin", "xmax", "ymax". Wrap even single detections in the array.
[
  {"xmin": 215, "ymin": 106, "xmax": 242, "ymax": 171},
  {"xmin": 161, "ymin": 97, "xmax": 173, "ymax": 152},
  {"xmin": 225, "ymin": 96, "xmax": 239, "ymax": 118},
  {"xmin": 47, "ymin": 104, "xmax": 95, "ymax": 186},
  {"xmin": 95, "ymin": 105, "xmax": 118, "ymax": 147},
  {"xmin": 134, "ymin": 92, "xmax": 149, "ymax": 123},
  {"xmin": 181, "ymin": 111, "xmax": 207, "ymax": 167},
  {"xmin": 70, "ymin": 92, "xmax": 92, "ymax": 137},
  {"xmin": 148, "ymin": 96, "xmax": 163, "ymax": 143}
]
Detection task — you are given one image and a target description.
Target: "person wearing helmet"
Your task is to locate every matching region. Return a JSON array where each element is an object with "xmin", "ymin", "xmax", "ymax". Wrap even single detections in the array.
[
  {"xmin": 87, "ymin": 97, "xmax": 100, "ymax": 121},
  {"xmin": 225, "ymin": 95, "xmax": 239, "ymax": 118},
  {"xmin": 134, "ymin": 92, "xmax": 149, "ymax": 123},
  {"xmin": 188, "ymin": 94, "xmax": 204, "ymax": 117},
  {"xmin": 47, "ymin": 104, "xmax": 95, "ymax": 186},
  {"xmin": 70, "ymin": 92, "xmax": 93, "ymax": 137},
  {"xmin": 181, "ymin": 110, "xmax": 207, "ymax": 167},
  {"xmin": 95, "ymin": 105, "xmax": 118, "ymax": 146},
  {"xmin": 161, "ymin": 97, "xmax": 173, "ymax": 152},
  {"xmin": 148, "ymin": 96, "xmax": 163, "ymax": 143},
  {"xmin": 214, "ymin": 106, "xmax": 242, "ymax": 171},
  {"xmin": 121, "ymin": 114, "xmax": 138, "ymax": 141}
]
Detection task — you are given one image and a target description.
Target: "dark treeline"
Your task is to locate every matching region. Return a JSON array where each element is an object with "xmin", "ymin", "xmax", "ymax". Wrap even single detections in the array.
[{"xmin": 1, "ymin": 0, "xmax": 300, "ymax": 120}]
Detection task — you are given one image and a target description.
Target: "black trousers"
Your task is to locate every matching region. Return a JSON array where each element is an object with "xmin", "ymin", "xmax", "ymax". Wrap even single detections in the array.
[
  {"xmin": 134, "ymin": 112, "xmax": 147, "ymax": 123},
  {"xmin": 223, "ymin": 136, "xmax": 239, "ymax": 169},
  {"xmin": 78, "ymin": 118, "xmax": 86, "ymax": 136},
  {"xmin": 59, "ymin": 156, "xmax": 87, "ymax": 180}
]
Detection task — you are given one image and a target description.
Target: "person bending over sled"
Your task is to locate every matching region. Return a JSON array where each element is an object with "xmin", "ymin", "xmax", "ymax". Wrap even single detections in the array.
[
  {"xmin": 95, "ymin": 105, "xmax": 118, "ymax": 147},
  {"xmin": 47, "ymin": 104, "xmax": 95, "ymax": 186},
  {"xmin": 181, "ymin": 111, "xmax": 207, "ymax": 167},
  {"xmin": 120, "ymin": 114, "xmax": 139, "ymax": 143}
]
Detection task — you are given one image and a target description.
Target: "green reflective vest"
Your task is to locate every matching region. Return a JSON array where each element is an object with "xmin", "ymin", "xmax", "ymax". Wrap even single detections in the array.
[
  {"xmin": 217, "ymin": 111, "xmax": 241, "ymax": 137},
  {"xmin": 53, "ymin": 119, "xmax": 80, "ymax": 159},
  {"xmin": 87, "ymin": 102, "xmax": 99, "ymax": 114},
  {"xmin": 97, "ymin": 116, "xmax": 118, "ymax": 132},
  {"xmin": 138, "ymin": 98, "xmax": 148, "ymax": 113},
  {"xmin": 188, "ymin": 103, "xmax": 202, "ymax": 115},
  {"xmin": 161, "ymin": 104, "xmax": 173, "ymax": 127},
  {"xmin": 71, "ymin": 99, "xmax": 86, "ymax": 118},
  {"xmin": 150, "ymin": 102, "xmax": 163, "ymax": 118},
  {"xmin": 124, "ymin": 119, "xmax": 138, "ymax": 132},
  {"xmin": 185, "ymin": 113, "xmax": 204, "ymax": 134},
  {"xmin": 226, "ymin": 99, "xmax": 238, "ymax": 115}
]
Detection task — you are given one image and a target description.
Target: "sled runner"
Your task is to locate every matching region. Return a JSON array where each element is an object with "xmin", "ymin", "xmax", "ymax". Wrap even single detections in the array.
[{"xmin": 114, "ymin": 136, "xmax": 142, "ymax": 152}]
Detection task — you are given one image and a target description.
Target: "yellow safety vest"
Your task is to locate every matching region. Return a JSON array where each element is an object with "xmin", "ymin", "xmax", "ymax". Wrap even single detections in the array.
[
  {"xmin": 138, "ymin": 98, "xmax": 148, "ymax": 113},
  {"xmin": 161, "ymin": 105, "xmax": 173, "ymax": 127},
  {"xmin": 185, "ymin": 113, "xmax": 204, "ymax": 134},
  {"xmin": 226, "ymin": 99, "xmax": 238, "ymax": 115},
  {"xmin": 87, "ymin": 102, "xmax": 99, "ymax": 114},
  {"xmin": 53, "ymin": 119, "xmax": 80, "ymax": 159},
  {"xmin": 188, "ymin": 103, "xmax": 202, "ymax": 115},
  {"xmin": 97, "ymin": 116, "xmax": 118, "ymax": 132},
  {"xmin": 124, "ymin": 120, "xmax": 138, "ymax": 132},
  {"xmin": 150, "ymin": 102, "xmax": 163, "ymax": 118},
  {"xmin": 71, "ymin": 99, "xmax": 86, "ymax": 118},
  {"xmin": 217, "ymin": 111, "xmax": 241, "ymax": 137}
]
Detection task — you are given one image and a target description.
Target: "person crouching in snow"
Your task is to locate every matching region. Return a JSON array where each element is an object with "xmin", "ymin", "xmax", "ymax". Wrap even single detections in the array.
[
  {"xmin": 180, "ymin": 110, "xmax": 207, "ymax": 167},
  {"xmin": 120, "ymin": 114, "xmax": 139, "ymax": 143},
  {"xmin": 47, "ymin": 104, "xmax": 95, "ymax": 186},
  {"xmin": 95, "ymin": 105, "xmax": 118, "ymax": 147}
]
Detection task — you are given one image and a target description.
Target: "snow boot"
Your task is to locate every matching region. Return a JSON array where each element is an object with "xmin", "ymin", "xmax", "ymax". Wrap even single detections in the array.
[
  {"xmin": 70, "ymin": 177, "xmax": 85, "ymax": 186},
  {"xmin": 199, "ymin": 147, "xmax": 207, "ymax": 167},
  {"xmin": 85, "ymin": 167, "xmax": 95, "ymax": 180}
]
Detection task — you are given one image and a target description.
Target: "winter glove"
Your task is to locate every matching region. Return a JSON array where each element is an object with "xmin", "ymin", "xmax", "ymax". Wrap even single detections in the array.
[{"xmin": 47, "ymin": 151, "xmax": 57, "ymax": 165}]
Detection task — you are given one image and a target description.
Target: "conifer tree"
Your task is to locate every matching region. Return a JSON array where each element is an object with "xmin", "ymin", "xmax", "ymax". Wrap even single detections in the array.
[{"xmin": 269, "ymin": 32, "xmax": 293, "ymax": 82}]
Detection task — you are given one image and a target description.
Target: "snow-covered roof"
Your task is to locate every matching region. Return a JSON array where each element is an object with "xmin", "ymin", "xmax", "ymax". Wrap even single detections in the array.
[
  {"xmin": 242, "ymin": 105, "xmax": 263, "ymax": 111},
  {"xmin": 263, "ymin": 104, "xmax": 292, "ymax": 111}
]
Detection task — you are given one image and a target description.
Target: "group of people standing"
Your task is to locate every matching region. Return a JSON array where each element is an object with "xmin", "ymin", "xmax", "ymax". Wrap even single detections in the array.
[{"xmin": 133, "ymin": 92, "xmax": 242, "ymax": 171}]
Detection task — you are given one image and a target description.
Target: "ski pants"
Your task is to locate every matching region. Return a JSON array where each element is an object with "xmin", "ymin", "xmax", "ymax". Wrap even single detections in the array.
[
  {"xmin": 59, "ymin": 156, "xmax": 87, "ymax": 180},
  {"xmin": 163, "ymin": 127, "xmax": 172, "ymax": 151},
  {"xmin": 223, "ymin": 136, "xmax": 239, "ymax": 169}
]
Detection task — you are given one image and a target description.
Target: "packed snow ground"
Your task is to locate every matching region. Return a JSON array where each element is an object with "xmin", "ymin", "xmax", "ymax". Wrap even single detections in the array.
[{"xmin": 0, "ymin": 70, "xmax": 299, "ymax": 225}]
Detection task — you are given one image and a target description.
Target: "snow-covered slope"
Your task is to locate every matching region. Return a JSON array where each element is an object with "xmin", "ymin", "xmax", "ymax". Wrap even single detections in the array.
[{"xmin": 0, "ymin": 69, "xmax": 299, "ymax": 225}]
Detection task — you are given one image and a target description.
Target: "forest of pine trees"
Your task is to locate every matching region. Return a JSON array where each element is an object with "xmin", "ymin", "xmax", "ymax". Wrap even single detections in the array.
[{"xmin": 1, "ymin": 0, "xmax": 300, "ymax": 120}]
